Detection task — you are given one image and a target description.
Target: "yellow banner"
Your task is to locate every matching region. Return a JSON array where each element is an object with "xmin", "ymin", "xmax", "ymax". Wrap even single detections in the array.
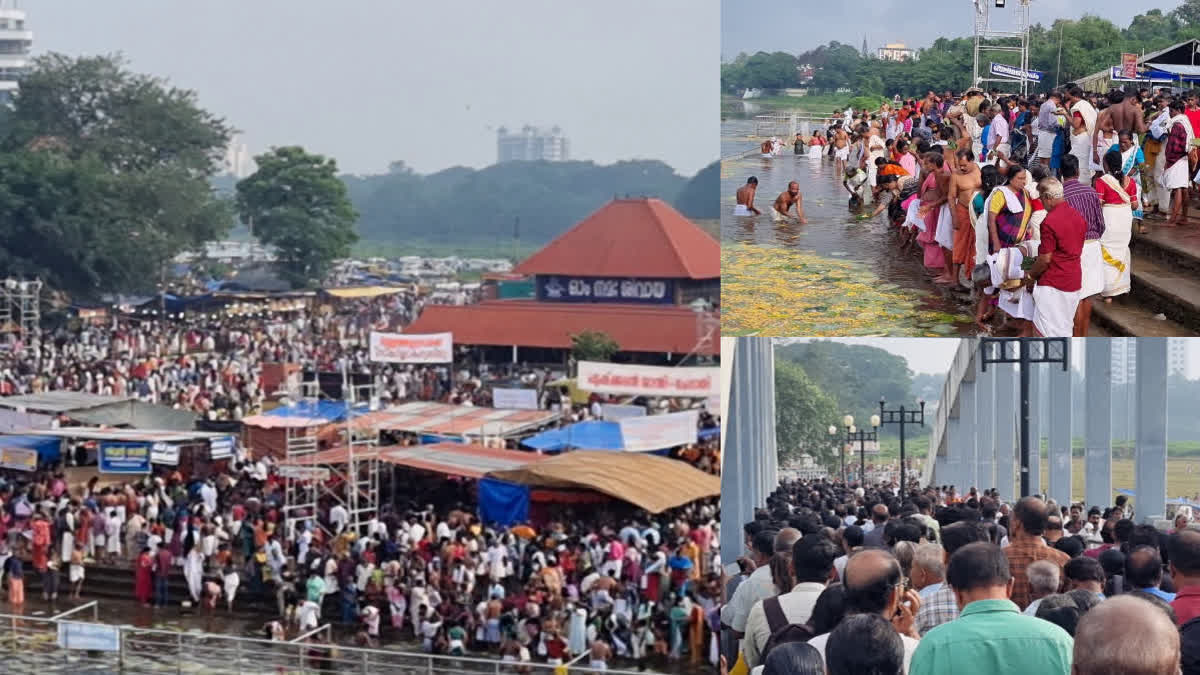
[{"xmin": 0, "ymin": 446, "xmax": 38, "ymax": 471}]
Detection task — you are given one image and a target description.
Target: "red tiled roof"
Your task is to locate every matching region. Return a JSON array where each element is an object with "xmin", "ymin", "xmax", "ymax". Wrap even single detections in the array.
[
  {"xmin": 512, "ymin": 198, "xmax": 718, "ymax": 280},
  {"xmin": 404, "ymin": 301, "xmax": 719, "ymax": 355}
]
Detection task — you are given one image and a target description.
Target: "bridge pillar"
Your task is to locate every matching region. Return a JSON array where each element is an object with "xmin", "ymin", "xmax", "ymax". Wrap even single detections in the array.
[
  {"xmin": 720, "ymin": 337, "xmax": 778, "ymax": 562},
  {"xmin": 1028, "ymin": 362, "xmax": 1042, "ymax": 496},
  {"xmin": 1085, "ymin": 338, "xmax": 1113, "ymax": 511},
  {"xmin": 976, "ymin": 357, "xmax": 995, "ymax": 494},
  {"xmin": 1048, "ymin": 360, "xmax": 1073, "ymax": 507},
  {"xmin": 994, "ymin": 363, "xmax": 1017, "ymax": 502},
  {"xmin": 959, "ymin": 374, "xmax": 978, "ymax": 492},
  {"xmin": 1136, "ymin": 338, "xmax": 1168, "ymax": 523}
]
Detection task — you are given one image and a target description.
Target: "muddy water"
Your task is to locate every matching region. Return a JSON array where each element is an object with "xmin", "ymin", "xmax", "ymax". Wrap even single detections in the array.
[{"xmin": 720, "ymin": 118, "xmax": 975, "ymax": 336}]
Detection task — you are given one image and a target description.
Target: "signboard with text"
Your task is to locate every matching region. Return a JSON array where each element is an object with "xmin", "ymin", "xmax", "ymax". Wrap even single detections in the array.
[
  {"xmin": 989, "ymin": 62, "xmax": 1043, "ymax": 82},
  {"xmin": 99, "ymin": 442, "xmax": 151, "ymax": 474},
  {"xmin": 577, "ymin": 361, "xmax": 719, "ymax": 398},
  {"xmin": 492, "ymin": 388, "xmax": 540, "ymax": 410},
  {"xmin": 619, "ymin": 410, "xmax": 699, "ymax": 452},
  {"xmin": 369, "ymin": 331, "xmax": 453, "ymax": 363},
  {"xmin": 536, "ymin": 275, "xmax": 675, "ymax": 304},
  {"xmin": 1121, "ymin": 53, "xmax": 1138, "ymax": 79},
  {"xmin": 278, "ymin": 465, "xmax": 332, "ymax": 481},
  {"xmin": 599, "ymin": 403, "xmax": 647, "ymax": 421},
  {"xmin": 58, "ymin": 622, "xmax": 119, "ymax": 651},
  {"xmin": 0, "ymin": 446, "xmax": 37, "ymax": 472}
]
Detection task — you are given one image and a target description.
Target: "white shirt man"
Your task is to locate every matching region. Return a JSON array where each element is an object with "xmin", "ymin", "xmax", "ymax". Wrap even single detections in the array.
[
  {"xmin": 741, "ymin": 581, "xmax": 827, "ymax": 668},
  {"xmin": 329, "ymin": 504, "xmax": 348, "ymax": 534}
]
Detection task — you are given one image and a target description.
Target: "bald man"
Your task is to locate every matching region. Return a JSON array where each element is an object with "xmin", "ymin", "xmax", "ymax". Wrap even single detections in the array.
[
  {"xmin": 1073, "ymin": 595, "xmax": 1180, "ymax": 675},
  {"xmin": 863, "ymin": 504, "xmax": 891, "ymax": 549},
  {"xmin": 771, "ymin": 181, "xmax": 807, "ymax": 224}
]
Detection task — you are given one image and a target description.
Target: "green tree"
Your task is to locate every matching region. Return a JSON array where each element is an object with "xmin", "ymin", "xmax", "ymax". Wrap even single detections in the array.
[
  {"xmin": 236, "ymin": 146, "xmax": 359, "ymax": 287},
  {"xmin": 673, "ymin": 161, "xmax": 719, "ymax": 219},
  {"xmin": 775, "ymin": 360, "xmax": 841, "ymax": 466},
  {"xmin": 0, "ymin": 53, "xmax": 233, "ymax": 296},
  {"xmin": 570, "ymin": 330, "xmax": 620, "ymax": 363}
]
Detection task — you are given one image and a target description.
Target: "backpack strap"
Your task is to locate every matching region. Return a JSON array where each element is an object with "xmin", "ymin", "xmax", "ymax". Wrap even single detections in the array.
[{"xmin": 763, "ymin": 596, "xmax": 788, "ymax": 635}]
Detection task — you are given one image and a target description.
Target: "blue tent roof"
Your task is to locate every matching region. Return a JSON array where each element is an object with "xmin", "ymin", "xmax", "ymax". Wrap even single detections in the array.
[
  {"xmin": 0, "ymin": 435, "xmax": 61, "ymax": 464},
  {"xmin": 521, "ymin": 421, "xmax": 624, "ymax": 452},
  {"xmin": 264, "ymin": 400, "xmax": 368, "ymax": 423}
]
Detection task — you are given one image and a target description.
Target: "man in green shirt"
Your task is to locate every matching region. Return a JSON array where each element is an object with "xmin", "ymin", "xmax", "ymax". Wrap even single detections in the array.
[{"xmin": 909, "ymin": 542, "xmax": 1073, "ymax": 675}]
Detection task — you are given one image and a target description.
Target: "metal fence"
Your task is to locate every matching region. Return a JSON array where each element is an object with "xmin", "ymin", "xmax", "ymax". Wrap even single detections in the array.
[{"xmin": 0, "ymin": 612, "xmax": 656, "ymax": 674}]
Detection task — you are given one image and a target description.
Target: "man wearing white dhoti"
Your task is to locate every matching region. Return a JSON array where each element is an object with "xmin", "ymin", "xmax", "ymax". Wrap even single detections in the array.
[
  {"xmin": 1066, "ymin": 86, "xmax": 1097, "ymax": 182},
  {"xmin": 1027, "ymin": 179, "xmax": 1085, "ymax": 338},
  {"xmin": 1162, "ymin": 99, "xmax": 1194, "ymax": 226}
]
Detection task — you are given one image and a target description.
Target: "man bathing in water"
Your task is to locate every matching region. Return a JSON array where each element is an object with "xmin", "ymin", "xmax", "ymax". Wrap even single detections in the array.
[
  {"xmin": 772, "ymin": 181, "xmax": 807, "ymax": 223},
  {"xmin": 734, "ymin": 177, "xmax": 761, "ymax": 216},
  {"xmin": 761, "ymin": 139, "xmax": 773, "ymax": 158},
  {"xmin": 832, "ymin": 125, "xmax": 850, "ymax": 175}
]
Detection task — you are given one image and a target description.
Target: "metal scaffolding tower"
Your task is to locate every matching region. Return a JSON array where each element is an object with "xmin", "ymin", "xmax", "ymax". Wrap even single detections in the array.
[
  {"xmin": 972, "ymin": 0, "xmax": 1033, "ymax": 95},
  {"xmin": 0, "ymin": 278, "xmax": 41, "ymax": 348},
  {"xmin": 281, "ymin": 371, "xmax": 326, "ymax": 540},
  {"xmin": 341, "ymin": 372, "xmax": 379, "ymax": 536}
]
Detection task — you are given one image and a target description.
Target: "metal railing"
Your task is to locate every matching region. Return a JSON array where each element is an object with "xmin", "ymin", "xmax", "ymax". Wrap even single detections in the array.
[{"xmin": 0, "ymin": 611, "xmax": 658, "ymax": 674}]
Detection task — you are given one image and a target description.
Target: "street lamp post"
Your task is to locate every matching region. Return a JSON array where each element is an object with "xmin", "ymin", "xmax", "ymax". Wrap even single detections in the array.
[
  {"xmin": 845, "ymin": 414, "xmax": 880, "ymax": 484},
  {"xmin": 828, "ymin": 425, "xmax": 841, "ymax": 482},
  {"xmin": 880, "ymin": 397, "xmax": 926, "ymax": 492},
  {"xmin": 979, "ymin": 338, "xmax": 1069, "ymax": 498}
]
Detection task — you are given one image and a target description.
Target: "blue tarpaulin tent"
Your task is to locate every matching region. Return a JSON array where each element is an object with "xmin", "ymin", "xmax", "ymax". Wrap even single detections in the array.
[
  {"xmin": 521, "ymin": 421, "xmax": 625, "ymax": 452},
  {"xmin": 0, "ymin": 435, "xmax": 62, "ymax": 465},
  {"xmin": 264, "ymin": 400, "xmax": 368, "ymax": 423},
  {"xmin": 478, "ymin": 478, "xmax": 530, "ymax": 526}
]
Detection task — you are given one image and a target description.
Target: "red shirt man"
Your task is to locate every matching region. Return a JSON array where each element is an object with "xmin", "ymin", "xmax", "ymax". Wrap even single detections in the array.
[{"xmin": 1036, "ymin": 201, "xmax": 1085, "ymax": 293}]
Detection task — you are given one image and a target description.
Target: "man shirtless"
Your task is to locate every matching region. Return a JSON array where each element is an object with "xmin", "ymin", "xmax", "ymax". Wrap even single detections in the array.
[
  {"xmin": 589, "ymin": 639, "xmax": 611, "ymax": 670},
  {"xmin": 918, "ymin": 152, "xmax": 953, "ymax": 282},
  {"xmin": 947, "ymin": 148, "xmax": 982, "ymax": 286},
  {"xmin": 832, "ymin": 125, "xmax": 850, "ymax": 174},
  {"xmin": 772, "ymin": 181, "xmax": 807, "ymax": 223},
  {"xmin": 1106, "ymin": 89, "xmax": 1147, "ymax": 136},
  {"xmin": 734, "ymin": 177, "xmax": 760, "ymax": 216}
]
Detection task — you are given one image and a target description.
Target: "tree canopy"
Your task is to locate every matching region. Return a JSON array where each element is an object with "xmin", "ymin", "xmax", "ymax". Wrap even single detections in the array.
[
  {"xmin": 722, "ymin": 2, "xmax": 1200, "ymax": 96},
  {"xmin": 236, "ymin": 146, "xmax": 359, "ymax": 288},
  {"xmin": 0, "ymin": 53, "xmax": 234, "ymax": 297},
  {"xmin": 775, "ymin": 359, "xmax": 841, "ymax": 465}
]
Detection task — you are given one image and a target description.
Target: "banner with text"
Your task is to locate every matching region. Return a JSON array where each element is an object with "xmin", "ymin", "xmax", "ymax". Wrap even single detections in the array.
[
  {"xmin": 1121, "ymin": 52, "xmax": 1138, "ymax": 79},
  {"xmin": 619, "ymin": 410, "xmax": 699, "ymax": 452},
  {"xmin": 536, "ymin": 275, "xmax": 675, "ymax": 304},
  {"xmin": 99, "ymin": 442, "xmax": 152, "ymax": 474},
  {"xmin": 988, "ymin": 62, "xmax": 1043, "ymax": 82},
  {"xmin": 577, "ymin": 362, "xmax": 719, "ymax": 398},
  {"xmin": 492, "ymin": 388, "xmax": 540, "ymax": 410},
  {"xmin": 600, "ymin": 403, "xmax": 647, "ymax": 421},
  {"xmin": 369, "ymin": 331, "xmax": 453, "ymax": 363},
  {"xmin": 0, "ymin": 446, "xmax": 37, "ymax": 471}
]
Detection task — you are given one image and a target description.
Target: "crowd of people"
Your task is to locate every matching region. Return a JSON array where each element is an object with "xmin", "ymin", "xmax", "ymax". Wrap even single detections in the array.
[
  {"xmin": 721, "ymin": 477, "xmax": 1200, "ymax": 675},
  {"xmin": 733, "ymin": 85, "xmax": 1193, "ymax": 337}
]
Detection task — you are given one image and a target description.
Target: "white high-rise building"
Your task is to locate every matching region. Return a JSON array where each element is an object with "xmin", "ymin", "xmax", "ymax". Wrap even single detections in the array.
[
  {"xmin": 222, "ymin": 139, "xmax": 256, "ymax": 179},
  {"xmin": 0, "ymin": 2, "xmax": 32, "ymax": 105},
  {"xmin": 1169, "ymin": 338, "xmax": 1187, "ymax": 377},
  {"xmin": 1112, "ymin": 337, "xmax": 1188, "ymax": 384},
  {"xmin": 496, "ymin": 125, "xmax": 569, "ymax": 163}
]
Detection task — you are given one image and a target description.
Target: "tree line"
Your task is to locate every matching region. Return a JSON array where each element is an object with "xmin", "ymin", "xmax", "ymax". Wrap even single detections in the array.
[{"xmin": 722, "ymin": 2, "xmax": 1200, "ymax": 97}]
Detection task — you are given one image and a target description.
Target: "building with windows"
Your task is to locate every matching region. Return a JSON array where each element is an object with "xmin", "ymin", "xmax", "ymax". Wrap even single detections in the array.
[
  {"xmin": 877, "ymin": 43, "xmax": 918, "ymax": 62},
  {"xmin": 1112, "ymin": 338, "xmax": 1188, "ymax": 385},
  {"xmin": 497, "ymin": 125, "xmax": 569, "ymax": 163},
  {"xmin": 222, "ymin": 139, "xmax": 257, "ymax": 179},
  {"xmin": 0, "ymin": 1, "xmax": 32, "ymax": 105}
]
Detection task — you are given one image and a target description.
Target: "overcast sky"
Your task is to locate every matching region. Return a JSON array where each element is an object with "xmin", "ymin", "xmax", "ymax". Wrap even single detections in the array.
[
  {"xmin": 30, "ymin": 0, "xmax": 717, "ymax": 176},
  {"xmin": 784, "ymin": 338, "xmax": 1200, "ymax": 378},
  {"xmin": 722, "ymin": 0, "xmax": 1184, "ymax": 60}
]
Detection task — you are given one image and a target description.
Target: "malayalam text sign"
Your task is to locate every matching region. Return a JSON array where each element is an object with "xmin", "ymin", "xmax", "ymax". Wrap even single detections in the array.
[
  {"xmin": 1121, "ymin": 53, "xmax": 1138, "ymax": 79},
  {"xmin": 99, "ymin": 442, "xmax": 151, "ymax": 473},
  {"xmin": 536, "ymin": 275, "xmax": 675, "ymax": 304},
  {"xmin": 0, "ymin": 446, "xmax": 37, "ymax": 471},
  {"xmin": 369, "ymin": 331, "xmax": 453, "ymax": 363},
  {"xmin": 619, "ymin": 410, "xmax": 699, "ymax": 452},
  {"xmin": 989, "ymin": 62, "xmax": 1043, "ymax": 82},
  {"xmin": 577, "ymin": 362, "xmax": 719, "ymax": 398},
  {"xmin": 492, "ymin": 388, "xmax": 540, "ymax": 410}
]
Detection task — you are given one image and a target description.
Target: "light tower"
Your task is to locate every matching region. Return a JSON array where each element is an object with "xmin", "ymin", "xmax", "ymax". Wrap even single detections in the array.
[{"xmin": 972, "ymin": 0, "xmax": 1033, "ymax": 95}]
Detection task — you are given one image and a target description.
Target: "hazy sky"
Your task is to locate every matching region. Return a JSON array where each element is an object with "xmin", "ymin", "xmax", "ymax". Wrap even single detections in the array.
[
  {"xmin": 785, "ymin": 338, "xmax": 1200, "ymax": 378},
  {"xmin": 30, "ymin": 0, "xmax": 718, "ymax": 176},
  {"xmin": 722, "ymin": 0, "xmax": 1184, "ymax": 60}
]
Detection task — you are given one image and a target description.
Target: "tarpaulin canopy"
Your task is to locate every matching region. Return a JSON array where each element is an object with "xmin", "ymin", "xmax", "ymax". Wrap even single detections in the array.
[
  {"xmin": 0, "ymin": 392, "xmax": 133, "ymax": 413},
  {"xmin": 478, "ymin": 478, "xmax": 529, "ymax": 526},
  {"xmin": 521, "ymin": 421, "xmax": 624, "ymax": 452},
  {"xmin": 67, "ymin": 400, "xmax": 198, "ymax": 431},
  {"xmin": 15, "ymin": 427, "xmax": 230, "ymax": 444},
  {"xmin": 378, "ymin": 443, "xmax": 548, "ymax": 478},
  {"xmin": 264, "ymin": 399, "xmax": 367, "ymax": 423},
  {"xmin": 487, "ymin": 452, "xmax": 719, "ymax": 513},
  {"xmin": 324, "ymin": 286, "xmax": 407, "ymax": 299},
  {"xmin": 345, "ymin": 402, "xmax": 560, "ymax": 439}
]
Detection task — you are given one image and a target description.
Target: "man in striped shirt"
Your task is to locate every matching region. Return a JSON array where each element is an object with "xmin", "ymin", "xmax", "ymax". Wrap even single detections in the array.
[{"xmin": 1059, "ymin": 155, "xmax": 1104, "ymax": 336}]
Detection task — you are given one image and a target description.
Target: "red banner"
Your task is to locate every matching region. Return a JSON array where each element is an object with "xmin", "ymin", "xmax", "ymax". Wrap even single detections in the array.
[{"xmin": 1121, "ymin": 53, "xmax": 1138, "ymax": 80}]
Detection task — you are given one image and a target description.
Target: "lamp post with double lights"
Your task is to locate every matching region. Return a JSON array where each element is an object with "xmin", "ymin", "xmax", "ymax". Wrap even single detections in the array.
[
  {"xmin": 844, "ymin": 414, "xmax": 880, "ymax": 483},
  {"xmin": 828, "ymin": 425, "xmax": 841, "ymax": 482},
  {"xmin": 879, "ymin": 397, "xmax": 925, "ymax": 491}
]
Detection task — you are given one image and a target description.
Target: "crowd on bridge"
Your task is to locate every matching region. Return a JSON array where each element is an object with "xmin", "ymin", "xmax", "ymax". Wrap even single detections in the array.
[
  {"xmin": 721, "ymin": 477, "xmax": 1200, "ymax": 675},
  {"xmin": 737, "ymin": 85, "xmax": 1198, "ymax": 338}
]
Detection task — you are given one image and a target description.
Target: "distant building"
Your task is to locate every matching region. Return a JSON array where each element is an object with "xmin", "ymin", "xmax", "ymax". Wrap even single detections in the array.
[
  {"xmin": 222, "ymin": 139, "xmax": 256, "ymax": 179},
  {"xmin": 877, "ymin": 43, "xmax": 918, "ymax": 62},
  {"xmin": 0, "ymin": 1, "xmax": 32, "ymax": 105},
  {"xmin": 1111, "ymin": 337, "xmax": 1188, "ymax": 385},
  {"xmin": 497, "ymin": 125, "xmax": 569, "ymax": 163}
]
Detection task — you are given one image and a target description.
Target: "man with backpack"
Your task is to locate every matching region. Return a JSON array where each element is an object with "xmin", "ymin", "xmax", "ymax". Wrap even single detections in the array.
[{"xmin": 740, "ymin": 533, "xmax": 839, "ymax": 669}]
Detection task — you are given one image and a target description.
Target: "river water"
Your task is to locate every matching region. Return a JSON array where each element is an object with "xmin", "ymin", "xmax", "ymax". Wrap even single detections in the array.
[{"xmin": 720, "ymin": 110, "xmax": 976, "ymax": 336}]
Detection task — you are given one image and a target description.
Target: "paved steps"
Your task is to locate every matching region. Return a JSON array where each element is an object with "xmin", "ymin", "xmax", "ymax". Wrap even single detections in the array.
[{"xmin": 1096, "ymin": 220, "xmax": 1200, "ymax": 336}]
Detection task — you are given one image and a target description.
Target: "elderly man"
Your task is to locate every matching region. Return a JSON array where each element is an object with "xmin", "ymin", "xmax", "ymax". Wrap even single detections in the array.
[
  {"xmin": 1026, "ymin": 177, "xmax": 1085, "ymax": 338},
  {"xmin": 1006, "ymin": 496, "xmax": 1071, "ymax": 610},
  {"xmin": 806, "ymin": 548, "xmax": 922, "ymax": 670},
  {"xmin": 909, "ymin": 543, "xmax": 1073, "ymax": 675},
  {"xmin": 863, "ymin": 504, "xmax": 891, "ymax": 548},
  {"xmin": 912, "ymin": 543, "xmax": 947, "ymax": 600},
  {"xmin": 1073, "ymin": 595, "xmax": 1180, "ymax": 675},
  {"xmin": 916, "ymin": 521, "xmax": 988, "ymax": 635},
  {"xmin": 1022, "ymin": 560, "xmax": 1062, "ymax": 616}
]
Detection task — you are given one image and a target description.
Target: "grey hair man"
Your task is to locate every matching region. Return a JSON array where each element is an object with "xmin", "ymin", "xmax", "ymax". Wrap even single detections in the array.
[
  {"xmin": 1073, "ymin": 595, "xmax": 1180, "ymax": 675},
  {"xmin": 1022, "ymin": 560, "xmax": 1062, "ymax": 616}
]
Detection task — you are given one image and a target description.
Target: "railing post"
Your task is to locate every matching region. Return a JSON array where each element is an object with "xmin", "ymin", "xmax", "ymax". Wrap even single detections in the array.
[
  {"xmin": 427, "ymin": 655, "xmax": 434, "ymax": 675},
  {"xmin": 235, "ymin": 638, "xmax": 242, "ymax": 674},
  {"xmin": 119, "ymin": 627, "xmax": 126, "ymax": 672},
  {"xmin": 361, "ymin": 648, "xmax": 368, "ymax": 675},
  {"xmin": 177, "ymin": 632, "xmax": 183, "ymax": 675}
]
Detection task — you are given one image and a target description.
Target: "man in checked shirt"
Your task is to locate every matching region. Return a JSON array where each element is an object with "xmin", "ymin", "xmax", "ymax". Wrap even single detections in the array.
[{"xmin": 915, "ymin": 520, "xmax": 988, "ymax": 635}]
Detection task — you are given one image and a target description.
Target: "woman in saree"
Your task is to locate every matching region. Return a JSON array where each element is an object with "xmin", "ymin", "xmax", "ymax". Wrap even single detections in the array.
[
  {"xmin": 1107, "ymin": 131, "xmax": 1146, "ymax": 233},
  {"xmin": 1095, "ymin": 150, "xmax": 1136, "ymax": 300}
]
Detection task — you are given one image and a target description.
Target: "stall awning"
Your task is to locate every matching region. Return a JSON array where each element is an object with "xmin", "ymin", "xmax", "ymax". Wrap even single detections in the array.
[
  {"xmin": 1145, "ymin": 63, "xmax": 1200, "ymax": 76},
  {"xmin": 346, "ymin": 402, "xmax": 560, "ymax": 439},
  {"xmin": 380, "ymin": 443, "xmax": 547, "ymax": 478},
  {"xmin": 522, "ymin": 421, "xmax": 624, "ymax": 452},
  {"xmin": 14, "ymin": 427, "xmax": 230, "ymax": 443},
  {"xmin": 241, "ymin": 415, "xmax": 329, "ymax": 429},
  {"xmin": 263, "ymin": 400, "xmax": 366, "ymax": 423},
  {"xmin": 0, "ymin": 392, "xmax": 134, "ymax": 413},
  {"xmin": 0, "ymin": 434, "xmax": 61, "ymax": 466},
  {"xmin": 324, "ymin": 286, "xmax": 407, "ymax": 299},
  {"xmin": 487, "ymin": 452, "xmax": 719, "ymax": 513}
]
